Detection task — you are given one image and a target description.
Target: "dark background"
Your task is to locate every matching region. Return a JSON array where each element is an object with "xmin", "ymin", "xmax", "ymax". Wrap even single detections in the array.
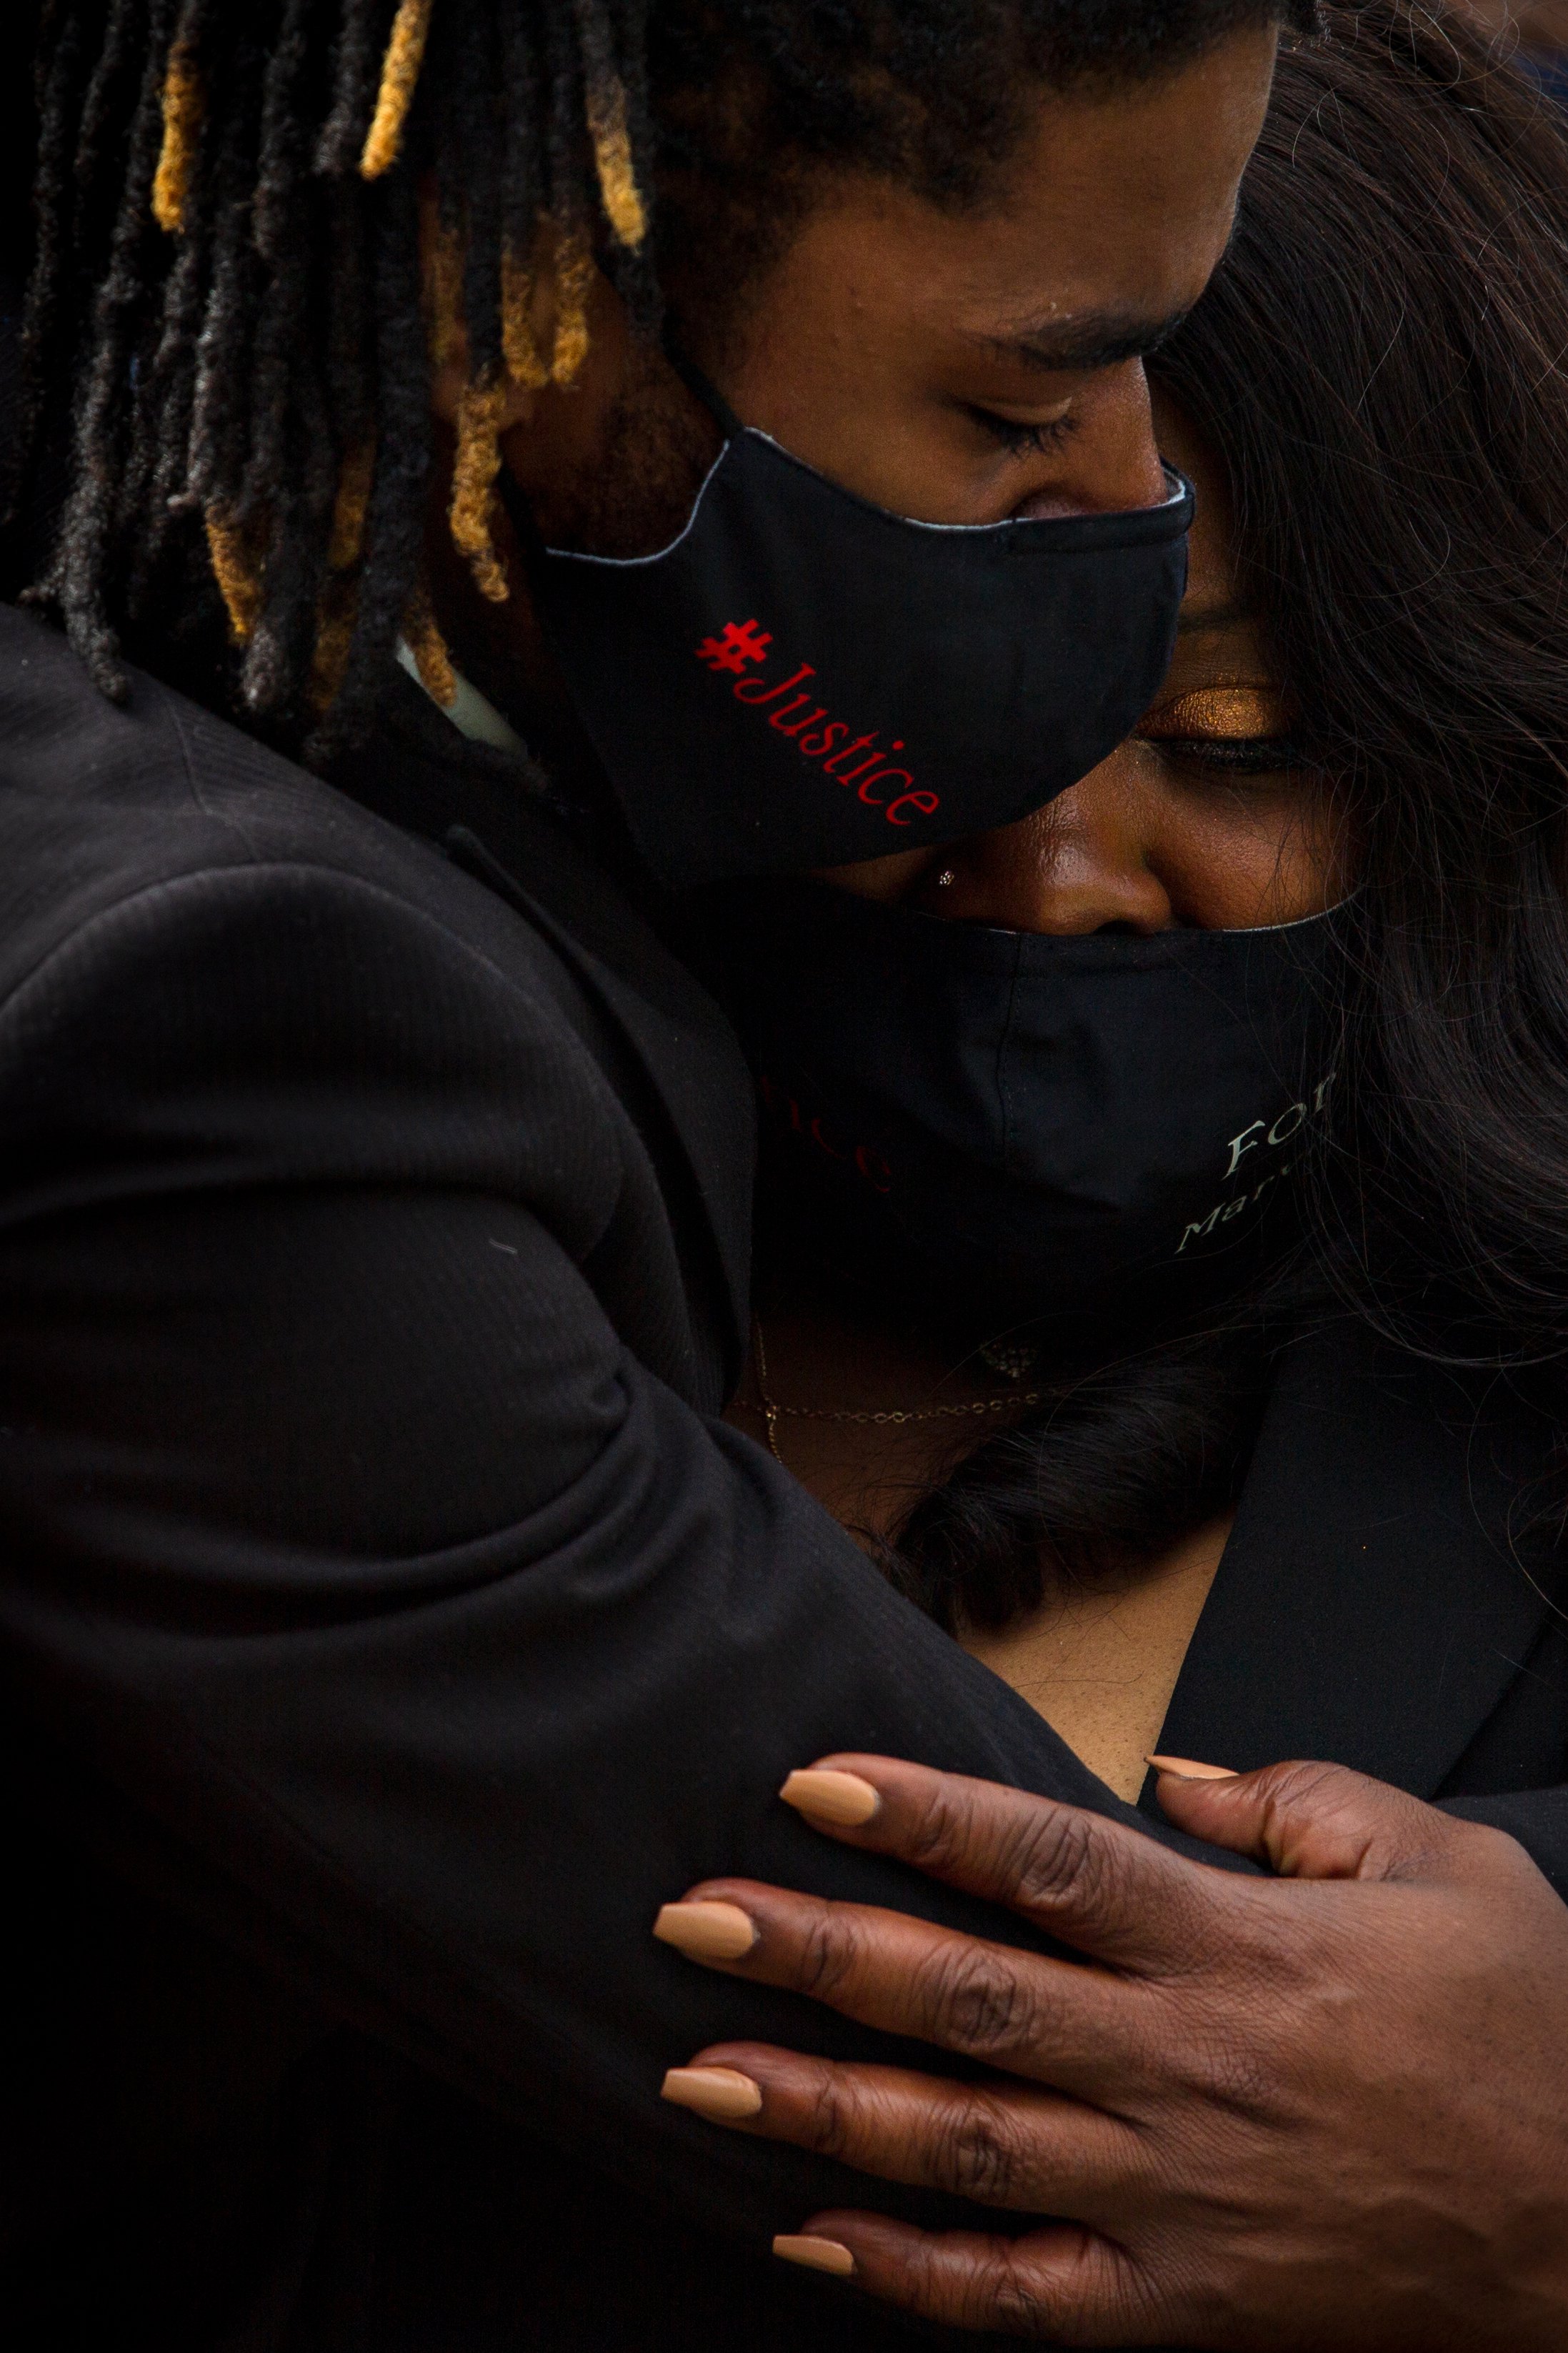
[
  {"xmin": 1, "ymin": 12, "xmax": 39, "ymax": 261},
  {"xmin": 1, "ymin": 5, "xmax": 39, "ymax": 280},
  {"xmin": 1, "ymin": 6, "xmax": 43, "ymax": 548}
]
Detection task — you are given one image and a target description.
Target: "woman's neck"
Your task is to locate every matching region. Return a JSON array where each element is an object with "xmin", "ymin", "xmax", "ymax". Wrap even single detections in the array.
[{"xmin": 729, "ymin": 1276, "xmax": 1042, "ymax": 1548}]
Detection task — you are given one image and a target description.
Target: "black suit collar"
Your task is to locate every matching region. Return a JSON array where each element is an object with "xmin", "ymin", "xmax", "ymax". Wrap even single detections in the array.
[{"xmin": 1150, "ymin": 1315, "xmax": 1561, "ymax": 1801}]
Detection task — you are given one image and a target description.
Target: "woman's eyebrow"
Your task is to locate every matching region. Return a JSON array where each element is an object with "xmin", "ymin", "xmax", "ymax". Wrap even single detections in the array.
[
  {"xmin": 1177, "ymin": 600, "xmax": 1253, "ymax": 633},
  {"xmin": 972, "ymin": 304, "xmax": 1192, "ymax": 374}
]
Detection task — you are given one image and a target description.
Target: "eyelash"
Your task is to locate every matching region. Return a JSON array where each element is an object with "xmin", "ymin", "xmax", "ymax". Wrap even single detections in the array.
[
  {"xmin": 969, "ymin": 407, "xmax": 1079, "ymax": 456},
  {"xmin": 1152, "ymin": 735, "xmax": 1306, "ymax": 778}
]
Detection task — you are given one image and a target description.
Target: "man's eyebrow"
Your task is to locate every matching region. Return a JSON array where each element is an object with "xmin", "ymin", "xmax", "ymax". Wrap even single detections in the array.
[{"xmin": 973, "ymin": 307, "xmax": 1192, "ymax": 374}]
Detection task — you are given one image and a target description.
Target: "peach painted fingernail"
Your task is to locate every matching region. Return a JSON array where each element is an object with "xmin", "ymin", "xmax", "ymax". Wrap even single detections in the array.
[
  {"xmin": 1145, "ymin": 1754, "xmax": 1238, "ymax": 1781},
  {"xmin": 779, "ymin": 1769, "xmax": 881, "ymax": 1826},
  {"xmin": 773, "ymin": 2234, "xmax": 857, "ymax": 2277},
  {"xmin": 653, "ymin": 1900, "xmax": 758, "ymax": 1959},
  {"xmin": 661, "ymin": 2066, "xmax": 763, "ymax": 2121}
]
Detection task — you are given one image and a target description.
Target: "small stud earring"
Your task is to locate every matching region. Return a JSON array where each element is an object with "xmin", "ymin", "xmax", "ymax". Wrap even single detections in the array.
[{"xmin": 936, "ymin": 869, "xmax": 956, "ymax": 888}]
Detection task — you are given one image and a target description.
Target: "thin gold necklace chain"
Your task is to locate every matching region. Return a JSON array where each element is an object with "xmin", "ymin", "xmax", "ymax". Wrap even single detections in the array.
[{"xmin": 750, "ymin": 1320, "xmax": 1042, "ymax": 1464}]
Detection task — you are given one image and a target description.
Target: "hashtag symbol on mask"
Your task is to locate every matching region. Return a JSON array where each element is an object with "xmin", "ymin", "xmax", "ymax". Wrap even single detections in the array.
[{"xmin": 695, "ymin": 618, "xmax": 772, "ymax": 674}]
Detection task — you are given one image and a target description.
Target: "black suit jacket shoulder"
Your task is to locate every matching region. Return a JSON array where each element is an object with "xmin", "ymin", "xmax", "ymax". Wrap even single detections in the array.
[
  {"xmin": 0, "ymin": 605, "xmax": 1189, "ymax": 2347},
  {"xmin": 0, "ymin": 598, "xmax": 741, "ymax": 1413},
  {"xmin": 4, "ymin": 605, "xmax": 1565, "ymax": 2351}
]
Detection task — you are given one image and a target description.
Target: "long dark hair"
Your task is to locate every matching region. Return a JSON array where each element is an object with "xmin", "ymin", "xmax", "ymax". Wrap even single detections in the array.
[{"xmin": 894, "ymin": 0, "xmax": 1568, "ymax": 1630}]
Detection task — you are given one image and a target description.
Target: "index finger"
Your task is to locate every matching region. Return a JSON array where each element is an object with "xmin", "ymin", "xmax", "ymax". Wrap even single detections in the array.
[
  {"xmin": 776, "ymin": 1754, "xmax": 1247, "ymax": 1971},
  {"xmin": 657, "ymin": 1880, "xmax": 1153, "ymax": 2098}
]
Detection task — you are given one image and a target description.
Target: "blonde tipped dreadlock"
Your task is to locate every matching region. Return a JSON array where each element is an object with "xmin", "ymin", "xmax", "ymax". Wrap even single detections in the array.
[
  {"xmin": 327, "ymin": 442, "xmax": 376, "ymax": 574},
  {"xmin": 449, "ymin": 378, "xmax": 511, "ymax": 602},
  {"xmin": 428, "ymin": 215, "xmax": 528, "ymax": 600},
  {"xmin": 586, "ymin": 77, "xmax": 647, "ymax": 249},
  {"xmin": 361, "ymin": 0, "xmax": 435, "ymax": 181},
  {"xmin": 204, "ymin": 506, "xmax": 264, "ymax": 645},
  {"xmin": 151, "ymin": 45, "xmax": 204, "ymax": 234},
  {"xmin": 309, "ymin": 579, "xmax": 360, "ymax": 715},
  {"xmin": 550, "ymin": 231, "xmax": 594, "ymax": 387},
  {"xmin": 404, "ymin": 580, "xmax": 459, "ymax": 707},
  {"xmin": 501, "ymin": 248, "xmax": 551, "ymax": 392}
]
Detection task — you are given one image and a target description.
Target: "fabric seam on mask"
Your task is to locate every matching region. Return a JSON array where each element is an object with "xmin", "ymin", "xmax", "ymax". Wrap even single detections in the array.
[{"xmin": 541, "ymin": 442, "xmax": 1192, "ymax": 571}]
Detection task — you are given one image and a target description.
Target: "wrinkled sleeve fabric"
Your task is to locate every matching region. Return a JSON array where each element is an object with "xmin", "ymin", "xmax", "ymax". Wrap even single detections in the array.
[{"xmin": 0, "ymin": 845, "xmax": 1187, "ymax": 2244}]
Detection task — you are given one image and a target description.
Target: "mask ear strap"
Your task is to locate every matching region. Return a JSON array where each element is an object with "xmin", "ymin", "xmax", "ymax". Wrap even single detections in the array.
[
  {"xmin": 496, "ymin": 340, "xmax": 741, "ymax": 567},
  {"xmin": 506, "ymin": 264, "xmax": 742, "ymax": 555},
  {"xmin": 661, "ymin": 337, "xmax": 746, "ymax": 442},
  {"xmin": 588, "ymin": 243, "xmax": 746, "ymax": 440}
]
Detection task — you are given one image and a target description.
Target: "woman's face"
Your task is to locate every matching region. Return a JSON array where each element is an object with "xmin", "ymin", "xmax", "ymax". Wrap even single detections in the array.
[{"xmin": 822, "ymin": 395, "xmax": 1354, "ymax": 931}]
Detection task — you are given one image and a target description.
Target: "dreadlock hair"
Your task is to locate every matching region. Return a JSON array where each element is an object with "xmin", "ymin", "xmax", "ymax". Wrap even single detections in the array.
[
  {"xmin": 13, "ymin": 0, "xmax": 1308, "ymax": 762},
  {"xmin": 15, "ymin": 0, "xmax": 663, "ymax": 753}
]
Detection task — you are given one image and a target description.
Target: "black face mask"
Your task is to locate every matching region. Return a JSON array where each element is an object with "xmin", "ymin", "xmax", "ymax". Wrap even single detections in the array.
[
  {"xmin": 690, "ymin": 881, "xmax": 1347, "ymax": 1333},
  {"xmin": 514, "ymin": 379, "xmax": 1192, "ymax": 887}
]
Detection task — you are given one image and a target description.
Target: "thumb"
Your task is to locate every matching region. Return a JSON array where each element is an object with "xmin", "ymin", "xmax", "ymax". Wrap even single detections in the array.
[{"xmin": 1151, "ymin": 1756, "xmax": 1466, "ymax": 1881}]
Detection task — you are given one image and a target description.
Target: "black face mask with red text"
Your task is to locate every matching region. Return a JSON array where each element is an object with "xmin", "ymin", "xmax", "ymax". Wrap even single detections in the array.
[
  {"xmin": 515, "ymin": 399, "xmax": 1193, "ymax": 887},
  {"xmin": 691, "ymin": 880, "xmax": 1347, "ymax": 1333}
]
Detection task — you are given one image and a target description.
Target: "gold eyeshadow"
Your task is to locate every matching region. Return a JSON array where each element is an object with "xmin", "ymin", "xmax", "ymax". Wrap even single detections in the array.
[{"xmin": 1137, "ymin": 683, "xmax": 1293, "ymax": 742}]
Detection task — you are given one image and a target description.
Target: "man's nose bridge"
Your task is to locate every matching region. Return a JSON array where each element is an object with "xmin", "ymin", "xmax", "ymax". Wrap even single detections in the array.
[{"xmin": 1042, "ymin": 358, "xmax": 1167, "ymax": 521}]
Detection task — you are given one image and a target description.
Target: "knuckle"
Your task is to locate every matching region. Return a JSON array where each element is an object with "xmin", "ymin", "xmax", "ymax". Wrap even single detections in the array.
[
  {"xmin": 1255, "ymin": 1756, "xmax": 1353, "ymax": 1811},
  {"xmin": 1257, "ymin": 1761, "xmax": 1383, "ymax": 1876},
  {"xmin": 1009, "ymin": 1804, "xmax": 1119, "ymax": 1924},
  {"xmin": 1381, "ymin": 1834, "xmax": 1459, "ymax": 1884},
  {"xmin": 898, "ymin": 2238, "xmax": 970, "ymax": 2327},
  {"xmin": 794, "ymin": 1905, "xmax": 864, "ymax": 2006},
  {"xmin": 902, "ymin": 1780, "xmax": 986, "ymax": 1879},
  {"xmin": 978, "ymin": 2249, "xmax": 1061, "ymax": 2337},
  {"xmin": 802, "ymin": 2069, "xmax": 856, "ymax": 2162},
  {"xmin": 938, "ymin": 2099, "xmax": 1027, "ymax": 2204},
  {"xmin": 1409, "ymin": 1811, "xmax": 1527, "ymax": 1889},
  {"xmin": 1257, "ymin": 1759, "xmax": 1470, "ymax": 1884},
  {"xmin": 915, "ymin": 1941, "xmax": 1032, "ymax": 2057}
]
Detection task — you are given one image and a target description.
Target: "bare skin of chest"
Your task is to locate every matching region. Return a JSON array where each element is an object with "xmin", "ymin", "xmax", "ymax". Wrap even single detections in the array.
[{"xmin": 961, "ymin": 1514, "xmax": 1228, "ymax": 1799}]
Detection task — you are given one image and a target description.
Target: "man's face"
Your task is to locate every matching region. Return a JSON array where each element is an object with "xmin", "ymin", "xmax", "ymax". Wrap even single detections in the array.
[{"xmin": 496, "ymin": 22, "xmax": 1279, "ymax": 561}]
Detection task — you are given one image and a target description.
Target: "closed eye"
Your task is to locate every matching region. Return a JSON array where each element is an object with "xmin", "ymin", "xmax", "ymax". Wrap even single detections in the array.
[
  {"xmin": 1148, "ymin": 734, "xmax": 1307, "ymax": 778},
  {"xmin": 966, "ymin": 406, "xmax": 1080, "ymax": 457},
  {"xmin": 1137, "ymin": 684, "xmax": 1304, "ymax": 780}
]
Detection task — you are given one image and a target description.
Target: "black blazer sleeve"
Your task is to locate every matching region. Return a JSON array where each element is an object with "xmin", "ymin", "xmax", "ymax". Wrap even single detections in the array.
[{"xmin": 0, "ymin": 830, "xmax": 1209, "ymax": 2247}]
